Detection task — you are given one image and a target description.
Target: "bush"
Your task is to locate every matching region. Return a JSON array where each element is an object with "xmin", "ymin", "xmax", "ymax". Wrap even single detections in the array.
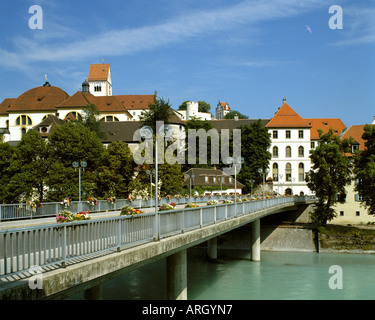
[
  {"xmin": 56, "ymin": 209, "xmax": 91, "ymax": 223},
  {"xmin": 120, "ymin": 205, "xmax": 144, "ymax": 216},
  {"xmin": 158, "ymin": 203, "xmax": 176, "ymax": 211}
]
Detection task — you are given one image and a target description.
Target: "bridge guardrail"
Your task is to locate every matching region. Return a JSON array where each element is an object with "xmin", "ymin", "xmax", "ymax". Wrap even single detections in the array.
[{"xmin": 0, "ymin": 196, "xmax": 315, "ymax": 277}]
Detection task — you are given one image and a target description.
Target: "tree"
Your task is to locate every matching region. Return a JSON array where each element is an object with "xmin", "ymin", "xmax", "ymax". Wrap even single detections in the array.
[
  {"xmin": 306, "ymin": 129, "xmax": 353, "ymax": 226},
  {"xmin": 80, "ymin": 103, "xmax": 106, "ymax": 139},
  {"xmin": 354, "ymin": 124, "xmax": 375, "ymax": 215},
  {"xmin": 6, "ymin": 130, "xmax": 48, "ymax": 203},
  {"xmin": 140, "ymin": 97, "xmax": 174, "ymax": 132},
  {"xmin": 95, "ymin": 141, "xmax": 135, "ymax": 198},
  {"xmin": 178, "ymin": 101, "xmax": 211, "ymax": 113},
  {"xmin": 237, "ymin": 120, "xmax": 271, "ymax": 193},
  {"xmin": 224, "ymin": 110, "xmax": 249, "ymax": 119},
  {"xmin": 46, "ymin": 122, "xmax": 104, "ymax": 201},
  {"xmin": 0, "ymin": 142, "xmax": 14, "ymax": 203}
]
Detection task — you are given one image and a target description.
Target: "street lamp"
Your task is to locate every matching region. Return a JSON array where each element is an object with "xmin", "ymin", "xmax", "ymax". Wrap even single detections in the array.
[
  {"xmin": 258, "ymin": 168, "xmax": 270, "ymax": 197},
  {"xmin": 146, "ymin": 169, "xmax": 156, "ymax": 206},
  {"xmin": 227, "ymin": 156, "xmax": 244, "ymax": 214},
  {"xmin": 273, "ymin": 173, "xmax": 279, "ymax": 195},
  {"xmin": 186, "ymin": 173, "xmax": 195, "ymax": 199},
  {"xmin": 72, "ymin": 160, "xmax": 87, "ymax": 211}
]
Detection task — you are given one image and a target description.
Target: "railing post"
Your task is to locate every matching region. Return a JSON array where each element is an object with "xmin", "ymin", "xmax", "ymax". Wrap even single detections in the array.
[
  {"xmin": 117, "ymin": 217, "xmax": 122, "ymax": 252},
  {"xmin": 200, "ymin": 208, "xmax": 203, "ymax": 227},
  {"xmin": 62, "ymin": 225, "xmax": 67, "ymax": 268}
]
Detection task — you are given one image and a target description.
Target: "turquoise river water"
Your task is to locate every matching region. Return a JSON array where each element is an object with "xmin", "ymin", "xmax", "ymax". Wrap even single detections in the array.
[{"xmin": 67, "ymin": 249, "xmax": 375, "ymax": 300}]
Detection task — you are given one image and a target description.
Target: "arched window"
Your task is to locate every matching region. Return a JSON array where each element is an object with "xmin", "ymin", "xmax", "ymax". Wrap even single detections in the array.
[
  {"xmin": 21, "ymin": 127, "xmax": 27, "ymax": 137},
  {"xmin": 42, "ymin": 114, "xmax": 55, "ymax": 121},
  {"xmin": 272, "ymin": 146, "xmax": 278, "ymax": 158},
  {"xmin": 15, "ymin": 115, "xmax": 32, "ymax": 126},
  {"xmin": 285, "ymin": 163, "xmax": 292, "ymax": 181},
  {"xmin": 65, "ymin": 112, "xmax": 83, "ymax": 121},
  {"xmin": 298, "ymin": 146, "xmax": 304, "ymax": 157},
  {"xmin": 272, "ymin": 163, "xmax": 279, "ymax": 181},
  {"xmin": 100, "ymin": 116, "xmax": 120, "ymax": 122},
  {"xmin": 286, "ymin": 146, "xmax": 291, "ymax": 158},
  {"xmin": 299, "ymin": 163, "xmax": 305, "ymax": 182}
]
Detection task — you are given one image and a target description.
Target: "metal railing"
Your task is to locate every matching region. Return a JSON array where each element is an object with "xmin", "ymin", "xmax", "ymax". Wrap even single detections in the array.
[
  {"xmin": 0, "ymin": 196, "xmax": 315, "ymax": 277},
  {"xmin": 0, "ymin": 194, "xmax": 272, "ymax": 221}
]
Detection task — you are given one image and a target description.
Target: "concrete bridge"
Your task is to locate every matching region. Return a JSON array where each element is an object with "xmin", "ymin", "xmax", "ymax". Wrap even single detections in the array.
[{"xmin": 0, "ymin": 196, "xmax": 316, "ymax": 300}]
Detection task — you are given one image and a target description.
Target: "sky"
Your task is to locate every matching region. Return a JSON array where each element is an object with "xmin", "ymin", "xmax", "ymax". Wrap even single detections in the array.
[{"xmin": 0, "ymin": 0, "xmax": 374, "ymax": 127}]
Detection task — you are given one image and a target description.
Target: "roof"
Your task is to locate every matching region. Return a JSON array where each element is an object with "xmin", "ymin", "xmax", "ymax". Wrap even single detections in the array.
[
  {"xmin": 115, "ymin": 95, "xmax": 155, "ymax": 110},
  {"xmin": 265, "ymin": 102, "xmax": 311, "ymax": 128},
  {"xmin": 0, "ymin": 98, "xmax": 16, "ymax": 115},
  {"xmin": 183, "ymin": 168, "xmax": 244, "ymax": 188},
  {"xmin": 305, "ymin": 118, "xmax": 347, "ymax": 140},
  {"xmin": 56, "ymin": 91, "xmax": 132, "ymax": 115},
  {"xmin": 210, "ymin": 119, "xmax": 270, "ymax": 132},
  {"xmin": 88, "ymin": 64, "xmax": 110, "ymax": 81},
  {"xmin": 8, "ymin": 85, "xmax": 70, "ymax": 112},
  {"xmin": 32, "ymin": 114, "xmax": 66, "ymax": 137},
  {"xmin": 100, "ymin": 121, "xmax": 144, "ymax": 143},
  {"xmin": 341, "ymin": 125, "xmax": 367, "ymax": 155}
]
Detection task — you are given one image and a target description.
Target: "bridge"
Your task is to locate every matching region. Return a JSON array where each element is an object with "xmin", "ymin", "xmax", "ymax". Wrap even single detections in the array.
[{"xmin": 0, "ymin": 196, "xmax": 316, "ymax": 300}]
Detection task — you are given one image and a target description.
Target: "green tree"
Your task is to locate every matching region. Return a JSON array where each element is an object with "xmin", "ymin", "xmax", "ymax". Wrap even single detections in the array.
[
  {"xmin": 0, "ymin": 142, "xmax": 14, "ymax": 203},
  {"xmin": 224, "ymin": 110, "xmax": 249, "ymax": 119},
  {"xmin": 237, "ymin": 120, "xmax": 271, "ymax": 192},
  {"xmin": 46, "ymin": 122, "xmax": 104, "ymax": 201},
  {"xmin": 6, "ymin": 130, "xmax": 49, "ymax": 203},
  {"xmin": 306, "ymin": 129, "xmax": 353, "ymax": 226},
  {"xmin": 354, "ymin": 124, "xmax": 375, "ymax": 215},
  {"xmin": 140, "ymin": 97, "xmax": 174, "ymax": 133},
  {"xmin": 178, "ymin": 101, "xmax": 211, "ymax": 113},
  {"xmin": 95, "ymin": 141, "xmax": 135, "ymax": 198},
  {"xmin": 80, "ymin": 103, "xmax": 106, "ymax": 139}
]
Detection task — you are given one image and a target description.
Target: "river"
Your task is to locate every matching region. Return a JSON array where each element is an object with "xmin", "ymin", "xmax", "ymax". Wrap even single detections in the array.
[{"xmin": 67, "ymin": 248, "xmax": 375, "ymax": 300}]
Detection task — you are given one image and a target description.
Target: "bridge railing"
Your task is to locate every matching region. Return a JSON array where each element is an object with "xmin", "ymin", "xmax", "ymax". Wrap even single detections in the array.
[{"xmin": 0, "ymin": 196, "xmax": 314, "ymax": 277}]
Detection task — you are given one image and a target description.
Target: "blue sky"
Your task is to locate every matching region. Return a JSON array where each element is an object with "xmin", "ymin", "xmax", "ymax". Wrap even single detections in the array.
[{"xmin": 0, "ymin": 0, "xmax": 374, "ymax": 127}]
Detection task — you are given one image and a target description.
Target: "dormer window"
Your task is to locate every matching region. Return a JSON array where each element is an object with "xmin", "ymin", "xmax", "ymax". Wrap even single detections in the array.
[{"xmin": 352, "ymin": 142, "xmax": 360, "ymax": 153}]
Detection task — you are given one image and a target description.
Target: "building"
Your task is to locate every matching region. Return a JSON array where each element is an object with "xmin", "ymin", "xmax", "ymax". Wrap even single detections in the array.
[
  {"xmin": 87, "ymin": 63, "xmax": 112, "ymax": 96},
  {"xmin": 333, "ymin": 124, "xmax": 375, "ymax": 224},
  {"xmin": 175, "ymin": 101, "xmax": 213, "ymax": 121},
  {"xmin": 265, "ymin": 98, "xmax": 312, "ymax": 195},
  {"xmin": 215, "ymin": 101, "xmax": 230, "ymax": 119},
  {"xmin": 183, "ymin": 168, "xmax": 244, "ymax": 195}
]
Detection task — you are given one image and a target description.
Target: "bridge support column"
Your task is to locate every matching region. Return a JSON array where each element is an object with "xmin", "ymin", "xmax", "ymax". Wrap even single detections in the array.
[
  {"xmin": 167, "ymin": 249, "xmax": 187, "ymax": 300},
  {"xmin": 207, "ymin": 237, "xmax": 217, "ymax": 261},
  {"xmin": 84, "ymin": 284, "xmax": 103, "ymax": 300},
  {"xmin": 251, "ymin": 219, "xmax": 261, "ymax": 262}
]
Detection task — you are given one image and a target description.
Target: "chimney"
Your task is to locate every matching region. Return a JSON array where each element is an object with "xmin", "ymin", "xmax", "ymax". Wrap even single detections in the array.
[{"xmin": 234, "ymin": 114, "xmax": 239, "ymax": 121}]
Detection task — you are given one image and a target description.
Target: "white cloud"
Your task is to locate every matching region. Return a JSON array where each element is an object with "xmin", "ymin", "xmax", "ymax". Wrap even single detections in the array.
[{"xmin": 0, "ymin": 0, "xmax": 327, "ymax": 68}]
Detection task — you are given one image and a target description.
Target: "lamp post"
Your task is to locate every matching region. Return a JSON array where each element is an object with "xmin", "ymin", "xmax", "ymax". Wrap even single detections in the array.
[
  {"xmin": 146, "ymin": 169, "xmax": 156, "ymax": 206},
  {"xmin": 288, "ymin": 176, "xmax": 296, "ymax": 195},
  {"xmin": 258, "ymin": 168, "xmax": 270, "ymax": 198},
  {"xmin": 273, "ymin": 173, "xmax": 279, "ymax": 195},
  {"xmin": 186, "ymin": 173, "xmax": 195, "ymax": 199},
  {"xmin": 72, "ymin": 160, "xmax": 87, "ymax": 211},
  {"xmin": 278, "ymin": 173, "xmax": 284, "ymax": 195},
  {"xmin": 227, "ymin": 156, "xmax": 244, "ymax": 214}
]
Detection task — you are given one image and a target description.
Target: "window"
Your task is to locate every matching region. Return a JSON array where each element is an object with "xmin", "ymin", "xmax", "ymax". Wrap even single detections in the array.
[
  {"xmin": 205, "ymin": 176, "xmax": 208, "ymax": 183},
  {"xmin": 272, "ymin": 146, "xmax": 279, "ymax": 158},
  {"xmin": 15, "ymin": 115, "xmax": 32, "ymax": 126},
  {"xmin": 298, "ymin": 130, "xmax": 304, "ymax": 139},
  {"xmin": 94, "ymin": 85, "xmax": 102, "ymax": 92},
  {"xmin": 285, "ymin": 163, "xmax": 292, "ymax": 182},
  {"xmin": 42, "ymin": 114, "xmax": 54, "ymax": 121},
  {"xmin": 65, "ymin": 112, "xmax": 83, "ymax": 121},
  {"xmin": 340, "ymin": 211, "xmax": 344, "ymax": 216},
  {"xmin": 272, "ymin": 163, "xmax": 279, "ymax": 181},
  {"xmin": 273, "ymin": 131, "xmax": 278, "ymax": 139},
  {"xmin": 352, "ymin": 143, "xmax": 359, "ymax": 153},
  {"xmin": 298, "ymin": 163, "xmax": 304, "ymax": 182},
  {"xmin": 100, "ymin": 116, "xmax": 120, "ymax": 122},
  {"xmin": 298, "ymin": 146, "xmax": 304, "ymax": 157},
  {"xmin": 21, "ymin": 127, "xmax": 27, "ymax": 136},
  {"xmin": 286, "ymin": 146, "xmax": 291, "ymax": 158},
  {"xmin": 311, "ymin": 141, "xmax": 315, "ymax": 149},
  {"xmin": 356, "ymin": 211, "xmax": 360, "ymax": 217},
  {"xmin": 286, "ymin": 130, "xmax": 291, "ymax": 139}
]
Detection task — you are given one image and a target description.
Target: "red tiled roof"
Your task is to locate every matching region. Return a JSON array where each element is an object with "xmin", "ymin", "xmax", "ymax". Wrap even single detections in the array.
[
  {"xmin": 341, "ymin": 125, "xmax": 367, "ymax": 154},
  {"xmin": 115, "ymin": 95, "xmax": 155, "ymax": 110},
  {"xmin": 0, "ymin": 98, "xmax": 16, "ymax": 115},
  {"xmin": 305, "ymin": 118, "xmax": 347, "ymax": 140},
  {"xmin": 265, "ymin": 102, "xmax": 311, "ymax": 128},
  {"xmin": 8, "ymin": 86, "xmax": 70, "ymax": 112},
  {"xmin": 88, "ymin": 64, "xmax": 110, "ymax": 81}
]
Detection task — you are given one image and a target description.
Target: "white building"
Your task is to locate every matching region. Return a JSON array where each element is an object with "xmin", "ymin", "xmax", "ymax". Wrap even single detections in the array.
[
  {"xmin": 87, "ymin": 63, "xmax": 112, "ymax": 96},
  {"xmin": 175, "ymin": 101, "xmax": 213, "ymax": 121},
  {"xmin": 265, "ymin": 98, "xmax": 312, "ymax": 195},
  {"xmin": 215, "ymin": 101, "xmax": 230, "ymax": 119}
]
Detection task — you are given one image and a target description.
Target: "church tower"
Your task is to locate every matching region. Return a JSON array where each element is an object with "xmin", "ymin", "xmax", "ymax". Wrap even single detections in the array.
[{"xmin": 87, "ymin": 63, "xmax": 112, "ymax": 96}]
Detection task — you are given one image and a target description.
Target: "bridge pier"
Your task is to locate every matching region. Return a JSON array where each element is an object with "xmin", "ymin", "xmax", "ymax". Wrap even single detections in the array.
[
  {"xmin": 83, "ymin": 284, "xmax": 103, "ymax": 300},
  {"xmin": 167, "ymin": 249, "xmax": 187, "ymax": 300},
  {"xmin": 207, "ymin": 237, "xmax": 217, "ymax": 261},
  {"xmin": 251, "ymin": 219, "xmax": 261, "ymax": 261}
]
